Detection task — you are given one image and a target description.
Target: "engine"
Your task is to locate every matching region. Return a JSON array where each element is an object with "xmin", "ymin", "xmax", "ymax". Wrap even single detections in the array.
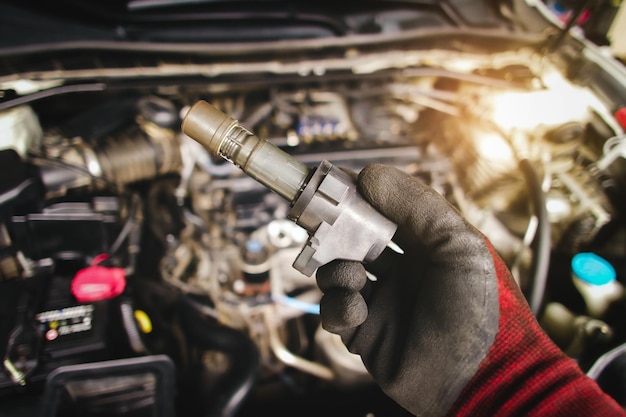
[{"xmin": 1, "ymin": 46, "xmax": 626, "ymax": 416}]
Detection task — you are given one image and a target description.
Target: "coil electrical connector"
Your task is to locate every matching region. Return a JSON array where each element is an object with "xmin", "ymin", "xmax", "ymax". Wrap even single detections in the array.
[{"xmin": 182, "ymin": 101, "xmax": 397, "ymax": 276}]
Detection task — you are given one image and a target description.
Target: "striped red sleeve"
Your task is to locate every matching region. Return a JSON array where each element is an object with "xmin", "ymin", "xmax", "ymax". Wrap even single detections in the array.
[{"xmin": 447, "ymin": 243, "xmax": 626, "ymax": 417}]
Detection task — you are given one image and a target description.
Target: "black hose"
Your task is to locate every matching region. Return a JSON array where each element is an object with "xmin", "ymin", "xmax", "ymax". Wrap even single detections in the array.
[
  {"xmin": 180, "ymin": 297, "xmax": 260, "ymax": 417},
  {"xmin": 519, "ymin": 158, "xmax": 551, "ymax": 317}
]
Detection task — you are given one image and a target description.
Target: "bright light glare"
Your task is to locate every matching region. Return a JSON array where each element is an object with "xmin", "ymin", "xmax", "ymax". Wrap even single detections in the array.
[
  {"xmin": 475, "ymin": 132, "xmax": 515, "ymax": 163},
  {"xmin": 546, "ymin": 195, "xmax": 572, "ymax": 222},
  {"xmin": 490, "ymin": 76, "xmax": 591, "ymax": 132}
]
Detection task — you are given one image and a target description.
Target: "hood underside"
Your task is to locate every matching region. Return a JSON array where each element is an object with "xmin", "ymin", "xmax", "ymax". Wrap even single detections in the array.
[{"xmin": 0, "ymin": 0, "xmax": 549, "ymax": 48}]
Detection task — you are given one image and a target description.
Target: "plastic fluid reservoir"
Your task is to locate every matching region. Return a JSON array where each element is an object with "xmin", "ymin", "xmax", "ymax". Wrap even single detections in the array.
[{"xmin": 571, "ymin": 252, "xmax": 623, "ymax": 318}]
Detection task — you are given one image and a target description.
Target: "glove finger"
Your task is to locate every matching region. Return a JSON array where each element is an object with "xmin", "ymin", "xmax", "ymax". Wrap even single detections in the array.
[
  {"xmin": 358, "ymin": 164, "xmax": 475, "ymax": 249},
  {"xmin": 319, "ymin": 288, "xmax": 368, "ymax": 333},
  {"xmin": 316, "ymin": 260, "xmax": 367, "ymax": 293}
]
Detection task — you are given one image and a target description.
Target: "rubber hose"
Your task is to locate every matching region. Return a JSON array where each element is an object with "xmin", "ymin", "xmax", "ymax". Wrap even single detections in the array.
[
  {"xmin": 120, "ymin": 301, "xmax": 149, "ymax": 355},
  {"xmin": 180, "ymin": 297, "xmax": 259, "ymax": 417},
  {"xmin": 519, "ymin": 158, "xmax": 551, "ymax": 317}
]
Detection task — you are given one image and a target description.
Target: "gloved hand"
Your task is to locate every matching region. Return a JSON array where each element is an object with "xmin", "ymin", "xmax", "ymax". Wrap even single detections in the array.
[{"xmin": 316, "ymin": 164, "xmax": 625, "ymax": 417}]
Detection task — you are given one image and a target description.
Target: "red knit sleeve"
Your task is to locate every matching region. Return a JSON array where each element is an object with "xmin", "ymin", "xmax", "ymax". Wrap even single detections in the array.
[{"xmin": 447, "ymin": 243, "xmax": 626, "ymax": 417}]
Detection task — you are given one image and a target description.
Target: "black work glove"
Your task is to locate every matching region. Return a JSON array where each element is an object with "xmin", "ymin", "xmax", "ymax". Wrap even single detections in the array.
[
  {"xmin": 316, "ymin": 163, "xmax": 500, "ymax": 417},
  {"xmin": 317, "ymin": 164, "xmax": 626, "ymax": 417}
]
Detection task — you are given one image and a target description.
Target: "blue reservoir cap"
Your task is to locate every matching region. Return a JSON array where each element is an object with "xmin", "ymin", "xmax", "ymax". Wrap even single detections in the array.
[
  {"xmin": 571, "ymin": 252, "xmax": 616, "ymax": 286},
  {"xmin": 245, "ymin": 238, "xmax": 264, "ymax": 253}
]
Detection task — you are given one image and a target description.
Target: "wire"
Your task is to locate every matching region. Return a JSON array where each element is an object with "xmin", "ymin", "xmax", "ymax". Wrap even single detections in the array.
[
  {"xmin": 109, "ymin": 193, "xmax": 141, "ymax": 255},
  {"xmin": 483, "ymin": 119, "xmax": 551, "ymax": 317},
  {"xmin": 596, "ymin": 133, "xmax": 626, "ymax": 171},
  {"xmin": 28, "ymin": 152, "xmax": 120, "ymax": 193},
  {"xmin": 519, "ymin": 158, "xmax": 551, "ymax": 317},
  {"xmin": 545, "ymin": 0, "xmax": 595, "ymax": 52},
  {"xmin": 587, "ymin": 342, "xmax": 626, "ymax": 380},
  {"xmin": 0, "ymin": 83, "xmax": 106, "ymax": 111},
  {"xmin": 272, "ymin": 295, "xmax": 320, "ymax": 315}
]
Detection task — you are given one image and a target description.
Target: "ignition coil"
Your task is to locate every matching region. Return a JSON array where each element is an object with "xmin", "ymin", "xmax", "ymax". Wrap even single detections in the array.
[{"xmin": 181, "ymin": 101, "xmax": 397, "ymax": 276}]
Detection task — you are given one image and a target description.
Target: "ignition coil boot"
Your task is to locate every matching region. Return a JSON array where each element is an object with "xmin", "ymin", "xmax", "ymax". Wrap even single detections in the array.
[{"xmin": 182, "ymin": 101, "xmax": 397, "ymax": 276}]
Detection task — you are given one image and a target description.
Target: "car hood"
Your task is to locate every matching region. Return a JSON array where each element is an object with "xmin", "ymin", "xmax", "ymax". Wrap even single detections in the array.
[{"xmin": 0, "ymin": 0, "xmax": 554, "ymax": 49}]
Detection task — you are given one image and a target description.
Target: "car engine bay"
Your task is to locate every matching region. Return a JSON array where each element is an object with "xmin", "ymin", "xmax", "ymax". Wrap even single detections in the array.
[{"xmin": 1, "ymin": 1, "xmax": 626, "ymax": 416}]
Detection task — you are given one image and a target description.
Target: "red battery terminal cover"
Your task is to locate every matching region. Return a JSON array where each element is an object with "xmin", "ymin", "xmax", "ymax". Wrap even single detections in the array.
[{"xmin": 71, "ymin": 254, "xmax": 126, "ymax": 303}]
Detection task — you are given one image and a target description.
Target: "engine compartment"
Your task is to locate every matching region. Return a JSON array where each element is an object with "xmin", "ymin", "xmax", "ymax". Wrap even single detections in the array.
[{"xmin": 1, "ymin": 36, "xmax": 626, "ymax": 416}]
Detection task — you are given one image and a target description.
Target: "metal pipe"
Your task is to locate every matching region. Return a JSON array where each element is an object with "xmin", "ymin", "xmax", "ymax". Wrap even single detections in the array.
[{"xmin": 264, "ymin": 309, "xmax": 334, "ymax": 380}]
